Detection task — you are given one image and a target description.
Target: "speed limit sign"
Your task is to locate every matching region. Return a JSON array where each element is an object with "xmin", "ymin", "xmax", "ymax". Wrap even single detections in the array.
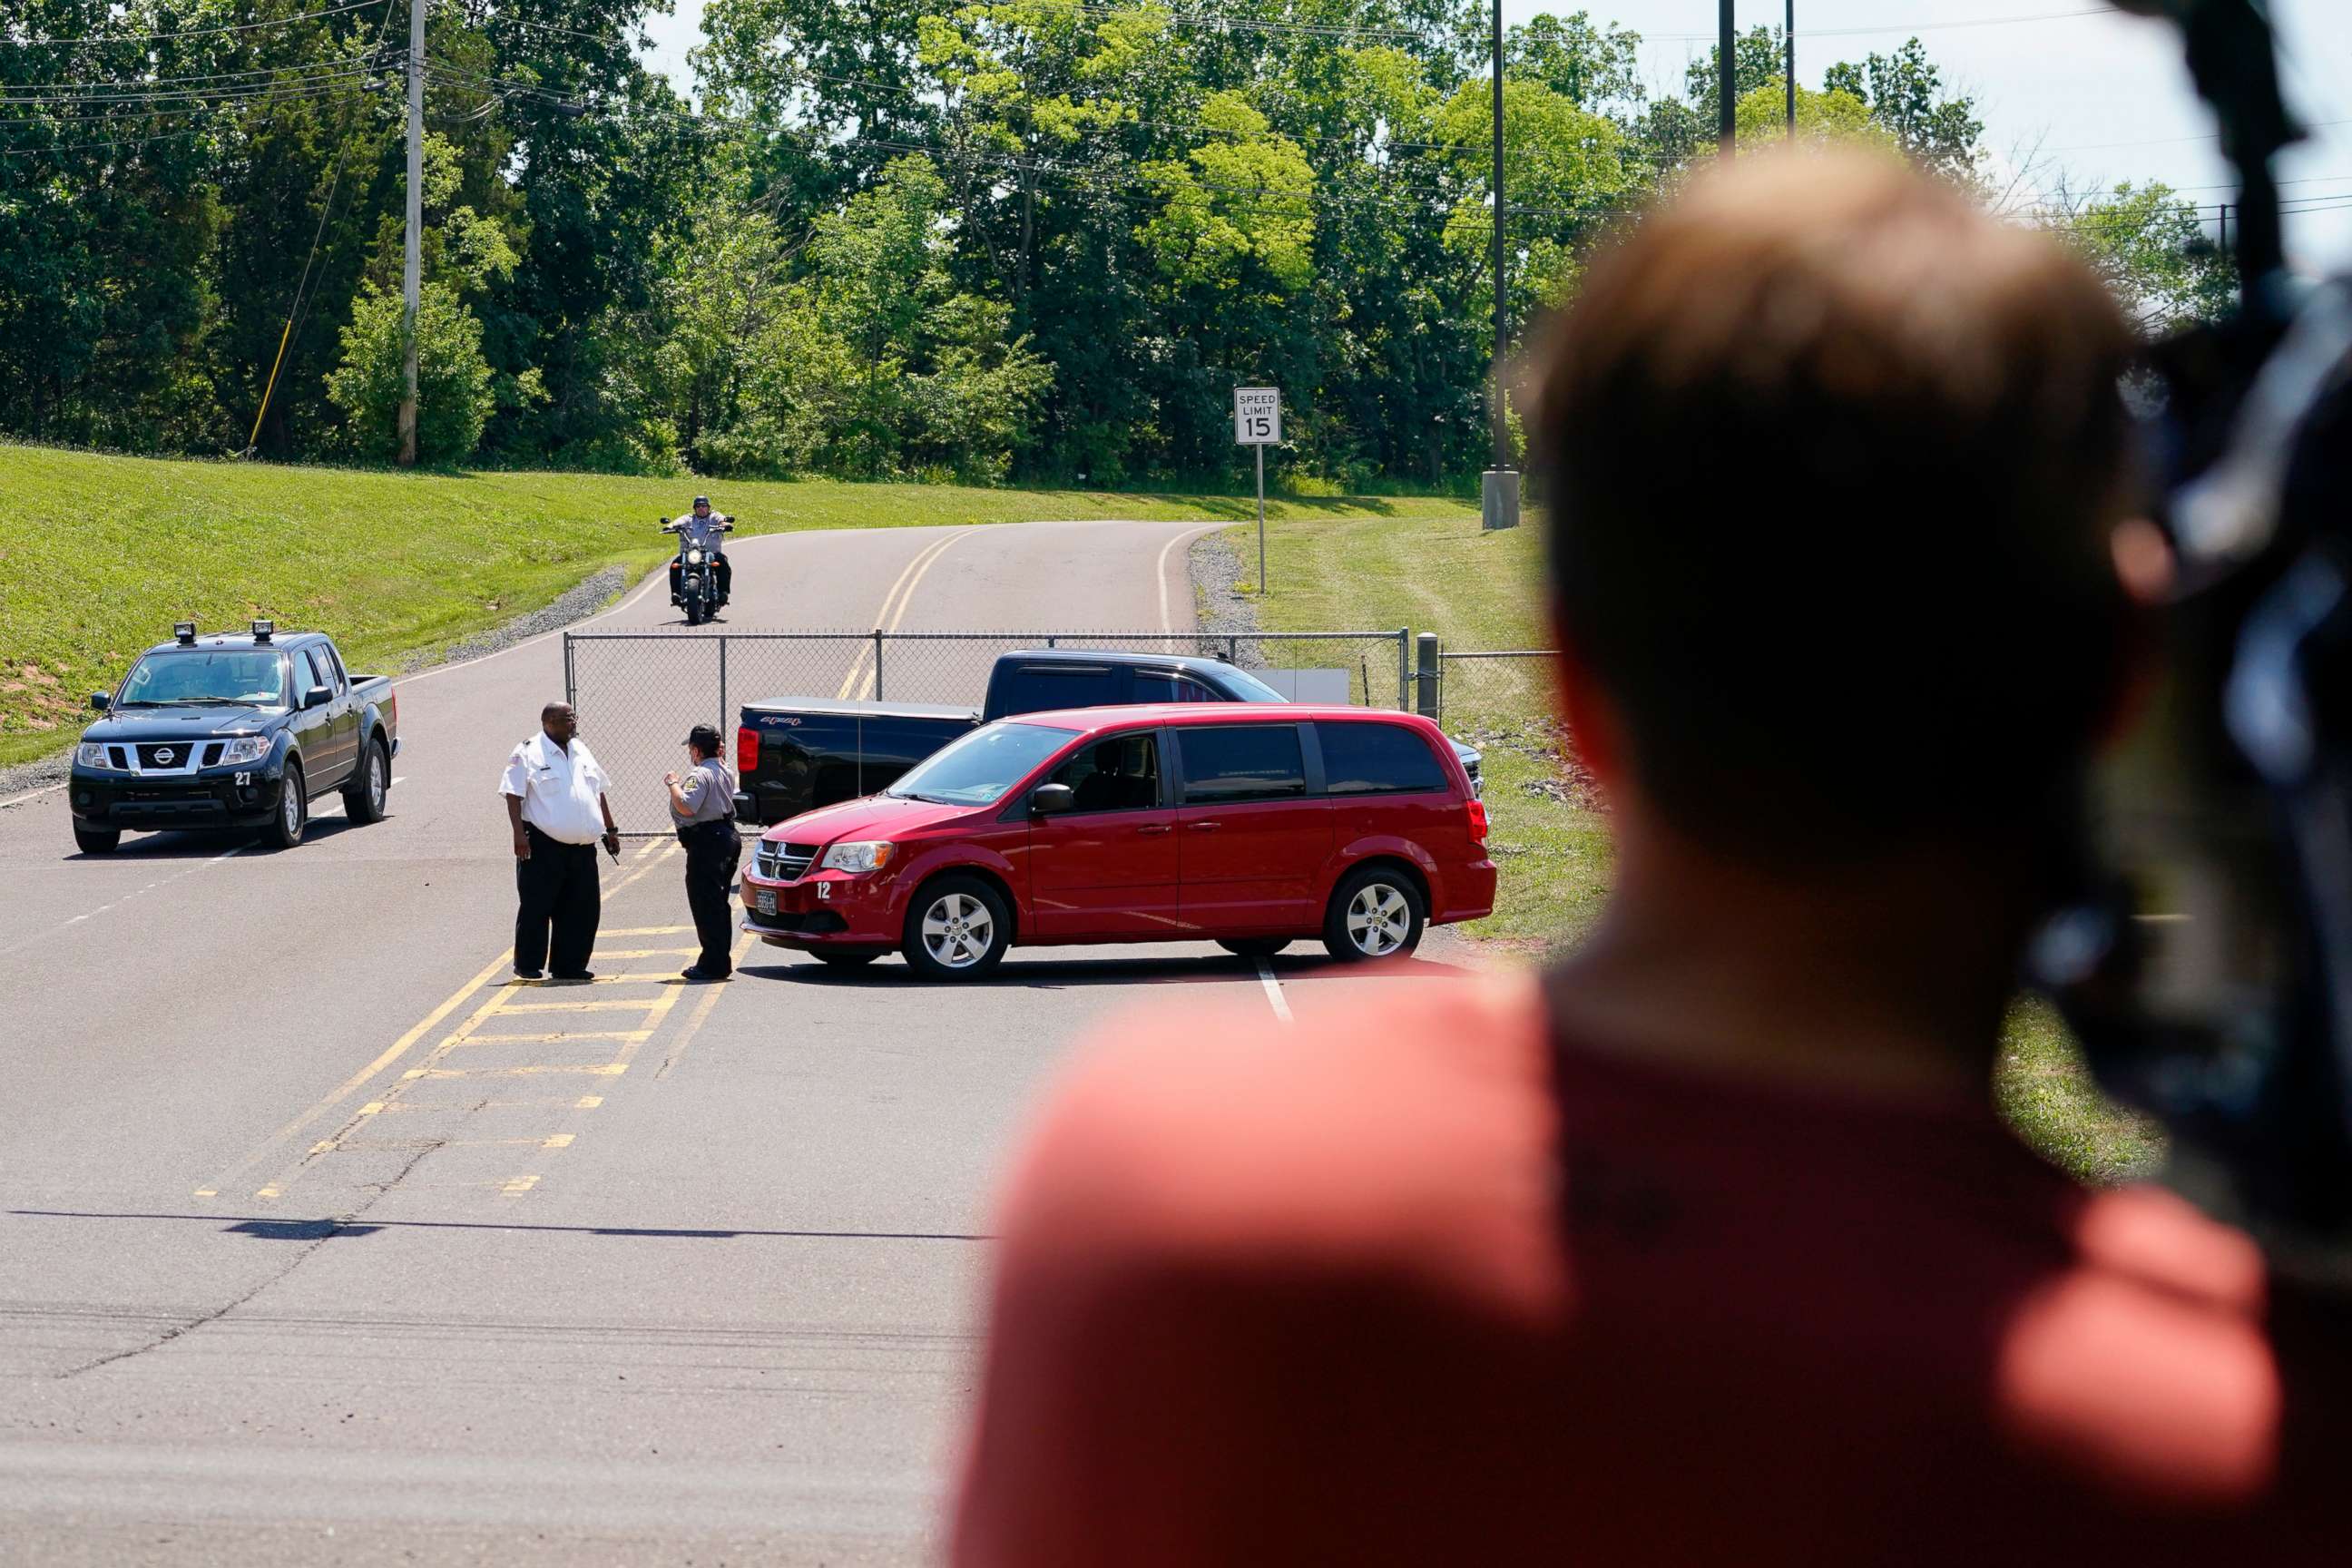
[{"xmin": 1233, "ymin": 387, "xmax": 1281, "ymax": 446}]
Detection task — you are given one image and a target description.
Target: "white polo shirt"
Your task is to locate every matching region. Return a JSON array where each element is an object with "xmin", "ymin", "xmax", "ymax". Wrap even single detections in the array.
[{"xmin": 498, "ymin": 732, "xmax": 610, "ymax": 845}]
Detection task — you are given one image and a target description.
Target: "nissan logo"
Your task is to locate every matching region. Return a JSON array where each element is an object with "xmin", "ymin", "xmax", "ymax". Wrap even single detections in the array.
[{"xmin": 153, "ymin": 748, "xmax": 175, "ymax": 765}]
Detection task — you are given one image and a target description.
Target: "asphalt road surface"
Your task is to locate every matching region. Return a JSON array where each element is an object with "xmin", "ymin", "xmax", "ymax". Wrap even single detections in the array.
[{"xmin": 0, "ymin": 520, "xmax": 1481, "ymax": 1565}]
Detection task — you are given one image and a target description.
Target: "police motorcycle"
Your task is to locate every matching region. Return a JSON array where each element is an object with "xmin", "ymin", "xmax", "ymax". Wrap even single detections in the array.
[{"xmin": 662, "ymin": 511, "xmax": 735, "ymax": 626}]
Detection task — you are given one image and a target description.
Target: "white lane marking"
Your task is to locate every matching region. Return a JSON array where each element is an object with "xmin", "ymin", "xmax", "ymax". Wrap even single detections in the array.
[
  {"xmin": 0, "ymin": 780, "xmax": 66, "ymax": 810},
  {"xmin": 393, "ymin": 562, "xmax": 673, "ymax": 689},
  {"xmin": 0, "ymin": 842, "xmax": 247, "ymax": 957},
  {"xmin": 1157, "ymin": 524, "xmax": 1224, "ymax": 634},
  {"xmin": 1256, "ymin": 958, "xmax": 1294, "ymax": 1024}
]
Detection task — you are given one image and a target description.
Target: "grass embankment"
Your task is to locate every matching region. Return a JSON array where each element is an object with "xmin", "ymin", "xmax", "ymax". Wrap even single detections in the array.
[
  {"xmin": 1230, "ymin": 509, "xmax": 2162, "ymax": 1185},
  {"xmin": 0, "ymin": 441, "xmax": 1468, "ymax": 769}
]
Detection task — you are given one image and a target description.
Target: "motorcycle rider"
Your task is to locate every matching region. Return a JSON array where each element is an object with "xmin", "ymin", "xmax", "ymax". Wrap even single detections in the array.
[{"xmin": 666, "ymin": 495, "xmax": 733, "ymax": 610}]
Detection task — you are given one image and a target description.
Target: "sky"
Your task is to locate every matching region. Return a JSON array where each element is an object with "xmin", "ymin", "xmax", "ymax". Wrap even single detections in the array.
[{"xmin": 637, "ymin": 1, "xmax": 2352, "ymax": 271}]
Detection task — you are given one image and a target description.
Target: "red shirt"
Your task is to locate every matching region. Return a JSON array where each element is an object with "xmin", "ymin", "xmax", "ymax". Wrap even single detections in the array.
[{"xmin": 954, "ymin": 975, "xmax": 2345, "ymax": 1564}]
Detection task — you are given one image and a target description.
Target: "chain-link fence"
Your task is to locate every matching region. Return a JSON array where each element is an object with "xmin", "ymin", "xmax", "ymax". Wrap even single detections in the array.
[
  {"xmin": 1436, "ymin": 650, "xmax": 1559, "ymax": 730},
  {"xmin": 568, "ymin": 628, "xmax": 1416, "ymax": 833}
]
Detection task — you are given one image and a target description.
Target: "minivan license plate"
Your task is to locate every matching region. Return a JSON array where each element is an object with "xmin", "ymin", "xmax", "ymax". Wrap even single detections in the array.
[{"xmin": 755, "ymin": 888, "xmax": 777, "ymax": 916}]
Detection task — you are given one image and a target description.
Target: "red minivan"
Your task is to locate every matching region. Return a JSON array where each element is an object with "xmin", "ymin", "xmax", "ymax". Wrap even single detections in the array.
[{"xmin": 739, "ymin": 705, "xmax": 1496, "ymax": 979}]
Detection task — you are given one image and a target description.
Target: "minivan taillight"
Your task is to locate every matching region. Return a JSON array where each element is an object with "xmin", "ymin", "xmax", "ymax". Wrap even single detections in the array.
[
  {"xmin": 1466, "ymin": 798, "xmax": 1489, "ymax": 844},
  {"xmin": 736, "ymin": 724, "xmax": 759, "ymax": 774}
]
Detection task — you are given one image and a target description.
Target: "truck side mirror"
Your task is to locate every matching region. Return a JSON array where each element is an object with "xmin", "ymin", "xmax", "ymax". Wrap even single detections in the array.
[
  {"xmin": 302, "ymin": 685, "xmax": 331, "ymax": 710},
  {"xmin": 89, "ymin": 691, "xmax": 111, "ymax": 711},
  {"xmin": 1030, "ymin": 782, "xmax": 1075, "ymax": 817}
]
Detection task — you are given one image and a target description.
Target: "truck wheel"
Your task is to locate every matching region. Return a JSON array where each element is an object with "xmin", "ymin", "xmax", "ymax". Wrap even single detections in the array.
[
  {"xmin": 901, "ymin": 876, "xmax": 1011, "ymax": 980},
  {"xmin": 1216, "ymin": 938, "xmax": 1290, "ymax": 960},
  {"xmin": 1322, "ymin": 865, "xmax": 1425, "ymax": 963},
  {"xmin": 262, "ymin": 762, "xmax": 306, "ymax": 850},
  {"xmin": 342, "ymin": 739, "xmax": 389, "ymax": 824},
  {"xmin": 74, "ymin": 825, "xmax": 120, "ymax": 856}
]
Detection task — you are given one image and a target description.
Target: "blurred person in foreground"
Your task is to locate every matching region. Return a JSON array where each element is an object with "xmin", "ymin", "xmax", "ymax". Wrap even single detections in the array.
[{"xmin": 951, "ymin": 149, "xmax": 2346, "ymax": 1565}]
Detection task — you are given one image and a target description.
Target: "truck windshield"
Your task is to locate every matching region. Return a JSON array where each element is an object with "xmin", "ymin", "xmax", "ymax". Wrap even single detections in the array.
[
  {"xmin": 887, "ymin": 722, "xmax": 1077, "ymax": 806},
  {"xmin": 117, "ymin": 650, "xmax": 288, "ymax": 708},
  {"xmin": 1218, "ymin": 667, "xmax": 1288, "ymax": 702}
]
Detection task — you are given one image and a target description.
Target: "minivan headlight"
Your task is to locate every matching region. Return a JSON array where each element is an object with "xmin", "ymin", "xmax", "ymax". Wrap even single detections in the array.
[
  {"xmin": 818, "ymin": 841, "xmax": 896, "ymax": 874},
  {"xmin": 219, "ymin": 735, "xmax": 271, "ymax": 766}
]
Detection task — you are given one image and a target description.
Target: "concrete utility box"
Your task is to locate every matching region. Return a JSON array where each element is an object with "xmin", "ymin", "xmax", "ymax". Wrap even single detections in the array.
[
  {"xmin": 1253, "ymin": 669, "xmax": 1354, "ymax": 705},
  {"xmin": 1483, "ymin": 468, "xmax": 1521, "ymax": 531}
]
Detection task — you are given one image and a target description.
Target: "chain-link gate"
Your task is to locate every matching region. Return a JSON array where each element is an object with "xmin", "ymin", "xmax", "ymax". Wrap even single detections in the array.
[
  {"xmin": 1435, "ymin": 650, "xmax": 1560, "ymax": 730},
  {"xmin": 567, "ymin": 628, "xmax": 1416, "ymax": 834}
]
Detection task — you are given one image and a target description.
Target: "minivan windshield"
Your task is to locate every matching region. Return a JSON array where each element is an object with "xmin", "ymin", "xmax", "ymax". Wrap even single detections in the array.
[
  {"xmin": 887, "ymin": 721, "xmax": 1077, "ymax": 807},
  {"xmin": 116, "ymin": 650, "xmax": 289, "ymax": 708}
]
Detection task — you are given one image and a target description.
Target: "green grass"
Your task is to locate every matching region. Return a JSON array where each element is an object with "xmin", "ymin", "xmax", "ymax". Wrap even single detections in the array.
[
  {"xmin": 0, "ymin": 442, "xmax": 1470, "ymax": 769},
  {"xmin": 1231, "ymin": 507, "xmax": 2163, "ymax": 1184}
]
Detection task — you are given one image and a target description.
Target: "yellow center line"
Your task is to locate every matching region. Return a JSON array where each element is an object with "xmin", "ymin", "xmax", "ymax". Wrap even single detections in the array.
[
  {"xmin": 656, "ymin": 934, "xmax": 759, "ymax": 1081},
  {"xmin": 197, "ymin": 946, "xmax": 515, "ymax": 1200},
  {"xmin": 833, "ymin": 531, "xmax": 965, "ymax": 699}
]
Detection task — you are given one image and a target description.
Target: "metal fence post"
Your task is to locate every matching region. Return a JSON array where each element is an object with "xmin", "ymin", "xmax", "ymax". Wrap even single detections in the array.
[
  {"xmin": 1226, "ymin": 634, "xmax": 1239, "ymax": 665},
  {"xmin": 872, "ymin": 630, "xmax": 885, "ymax": 701},
  {"xmin": 564, "ymin": 632, "xmax": 575, "ymax": 711},
  {"xmin": 1415, "ymin": 632, "xmax": 1441, "ymax": 720},
  {"xmin": 718, "ymin": 634, "xmax": 729, "ymax": 733},
  {"xmin": 1397, "ymin": 629, "xmax": 1411, "ymax": 710}
]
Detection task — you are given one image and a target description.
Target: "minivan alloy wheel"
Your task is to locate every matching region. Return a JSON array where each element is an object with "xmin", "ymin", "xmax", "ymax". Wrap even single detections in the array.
[
  {"xmin": 1347, "ymin": 883, "xmax": 1412, "ymax": 957},
  {"xmin": 921, "ymin": 893, "xmax": 995, "ymax": 969}
]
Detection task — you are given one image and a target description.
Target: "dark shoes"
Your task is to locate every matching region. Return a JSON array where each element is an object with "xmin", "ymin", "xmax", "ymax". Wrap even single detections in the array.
[
  {"xmin": 680, "ymin": 965, "xmax": 731, "ymax": 983},
  {"xmin": 514, "ymin": 968, "xmax": 544, "ymax": 981},
  {"xmin": 549, "ymin": 970, "xmax": 595, "ymax": 983}
]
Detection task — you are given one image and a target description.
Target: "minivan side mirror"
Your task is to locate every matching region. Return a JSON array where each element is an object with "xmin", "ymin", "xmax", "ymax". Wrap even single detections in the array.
[
  {"xmin": 302, "ymin": 685, "xmax": 331, "ymax": 710},
  {"xmin": 89, "ymin": 691, "xmax": 111, "ymax": 711},
  {"xmin": 1030, "ymin": 782, "xmax": 1075, "ymax": 816}
]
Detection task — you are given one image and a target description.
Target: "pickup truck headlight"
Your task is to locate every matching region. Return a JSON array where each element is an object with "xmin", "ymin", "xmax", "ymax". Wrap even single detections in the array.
[
  {"xmin": 75, "ymin": 742, "xmax": 116, "ymax": 769},
  {"xmin": 219, "ymin": 735, "xmax": 271, "ymax": 766},
  {"xmin": 818, "ymin": 841, "xmax": 896, "ymax": 875}
]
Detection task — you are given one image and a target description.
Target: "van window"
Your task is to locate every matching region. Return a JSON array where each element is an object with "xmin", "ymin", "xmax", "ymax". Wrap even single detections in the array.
[
  {"xmin": 1178, "ymin": 725, "xmax": 1308, "ymax": 805},
  {"xmin": 997, "ymin": 664, "xmax": 1122, "ymax": 715},
  {"xmin": 1133, "ymin": 671, "xmax": 1221, "ymax": 704},
  {"xmin": 1048, "ymin": 732, "xmax": 1162, "ymax": 813},
  {"xmin": 1318, "ymin": 721, "xmax": 1448, "ymax": 796}
]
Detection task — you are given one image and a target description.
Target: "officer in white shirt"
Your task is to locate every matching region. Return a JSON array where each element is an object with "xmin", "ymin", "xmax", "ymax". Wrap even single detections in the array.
[{"xmin": 498, "ymin": 701, "xmax": 621, "ymax": 981}]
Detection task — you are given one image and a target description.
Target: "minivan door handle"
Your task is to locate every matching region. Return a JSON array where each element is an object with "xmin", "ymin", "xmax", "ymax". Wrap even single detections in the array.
[
  {"xmin": 1189, "ymin": 820, "xmax": 1221, "ymax": 831},
  {"xmin": 1137, "ymin": 823, "xmax": 1173, "ymax": 836}
]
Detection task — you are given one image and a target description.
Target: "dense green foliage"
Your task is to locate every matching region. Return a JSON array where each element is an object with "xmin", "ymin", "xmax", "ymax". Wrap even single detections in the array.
[{"xmin": 2, "ymin": 4, "xmax": 2225, "ymax": 484}]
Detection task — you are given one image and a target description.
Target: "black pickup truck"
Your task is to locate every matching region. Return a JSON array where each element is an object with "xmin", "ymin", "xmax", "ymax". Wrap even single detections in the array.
[
  {"xmin": 68, "ymin": 621, "xmax": 399, "ymax": 853},
  {"xmin": 731, "ymin": 647, "xmax": 1481, "ymax": 826}
]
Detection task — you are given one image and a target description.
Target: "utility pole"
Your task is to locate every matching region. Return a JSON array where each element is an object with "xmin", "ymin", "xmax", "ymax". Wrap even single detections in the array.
[
  {"xmin": 1719, "ymin": 0, "xmax": 1737, "ymax": 156},
  {"xmin": 2218, "ymin": 201, "xmax": 2230, "ymax": 257},
  {"xmin": 1786, "ymin": 1, "xmax": 1797, "ymax": 139},
  {"xmin": 397, "ymin": 0, "xmax": 423, "ymax": 466},
  {"xmin": 1482, "ymin": 0, "xmax": 1518, "ymax": 530}
]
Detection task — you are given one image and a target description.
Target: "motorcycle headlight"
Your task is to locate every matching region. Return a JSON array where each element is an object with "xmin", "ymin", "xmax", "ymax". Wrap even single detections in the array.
[
  {"xmin": 219, "ymin": 735, "xmax": 271, "ymax": 766},
  {"xmin": 686, "ymin": 548, "xmax": 705, "ymax": 565},
  {"xmin": 75, "ymin": 742, "xmax": 113, "ymax": 769},
  {"xmin": 818, "ymin": 840, "xmax": 896, "ymax": 875}
]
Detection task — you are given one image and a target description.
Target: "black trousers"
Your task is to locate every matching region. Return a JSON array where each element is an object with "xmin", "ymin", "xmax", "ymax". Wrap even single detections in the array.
[
  {"xmin": 680, "ymin": 818, "xmax": 742, "ymax": 974},
  {"xmin": 515, "ymin": 825, "xmax": 601, "ymax": 975},
  {"xmin": 669, "ymin": 554, "xmax": 731, "ymax": 603}
]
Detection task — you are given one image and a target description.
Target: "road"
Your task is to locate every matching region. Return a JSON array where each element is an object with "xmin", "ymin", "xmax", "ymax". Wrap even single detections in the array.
[{"xmin": 0, "ymin": 519, "xmax": 1477, "ymax": 1564}]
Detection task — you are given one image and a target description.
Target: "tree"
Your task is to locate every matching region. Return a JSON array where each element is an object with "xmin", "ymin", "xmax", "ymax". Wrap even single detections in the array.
[
  {"xmin": 325, "ymin": 282, "xmax": 495, "ymax": 463},
  {"xmin": 2050, "ymin": 181, "xmax": 2237, "ymax": 336},
  {"xmin": 1822, "ymin": 39, "xmax": 1984, "ymax": 188}
]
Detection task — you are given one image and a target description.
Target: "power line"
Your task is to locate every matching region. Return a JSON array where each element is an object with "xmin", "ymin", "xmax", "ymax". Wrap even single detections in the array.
[
  {"xmin": 0, "ymin": 0, "xmax": 387, "ymax": 48},
  {"xmin": 1645, "ymin": 6, "xmax": 2108, "ymax": 44}
]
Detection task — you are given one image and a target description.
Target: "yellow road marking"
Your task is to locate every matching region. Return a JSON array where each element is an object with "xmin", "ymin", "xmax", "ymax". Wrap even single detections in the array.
[
  {"xmin": 600, "ymin": 926, "xmax": 692, "ymax": 936},
  {"xmin": 633, "ymin": 839, "xmax": 663, "ymax": 859},
  {"xmin": 606, "ymin": 843, "xmax": 680, "ymax": 896},
  {"xmin": 408, "ymin": 1063, "xmax": 628, "ymax": 1079},
  {"xmin": 834, "ymin": 531, "xmax": 965, "ymax": 699},
  {"xmin": 503, "ymin": 1175, "xmax": 539, "ymax": 1196},
  {"xmin": 585, "ymin": 946, "xmax": 698, "ymax": 960},
  {"xmin": 255, "ymin": 1185, "xmax": 280, "ymax": 1199},
  {"xmin": 493, "ymin": 995, "xmax": 672, "ymax": 1014},
  {"xmin": 449, "ymin": 1029, "xmax": 652, "ymax": 1046},
  {"xmin": 199, "ymin": 946, "xmax": 515, "ymax": 1199},
  {"xmin": 192, "ymin": 1189, "xmax": 217, "ymax": 1198},
  {"xmin": 543, "ymin": 1133, "xmax": 574, "ymax": 1148},
  {"xmin": 656, "ymin": 934, "xmax": 758, "ymax": 1081},
  {"xmin": 358, "ymin": 1102, "xmax": 385, "ymax": 1115},
  {"xmin": 575, "ymin": 1095, "xmax": 603, "ymax": 1109}
]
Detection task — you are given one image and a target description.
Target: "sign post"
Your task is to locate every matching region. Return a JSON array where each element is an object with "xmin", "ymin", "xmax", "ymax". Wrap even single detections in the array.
[{"xmin": 1233, "ymin": 387, "xmax": 1281, "ymax": 594}]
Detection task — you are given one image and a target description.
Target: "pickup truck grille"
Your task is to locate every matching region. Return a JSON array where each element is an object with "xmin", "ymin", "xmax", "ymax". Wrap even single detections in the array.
[{"xmin": 756, "ymin": 841, "xmax": 818, "ymax": 882}]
